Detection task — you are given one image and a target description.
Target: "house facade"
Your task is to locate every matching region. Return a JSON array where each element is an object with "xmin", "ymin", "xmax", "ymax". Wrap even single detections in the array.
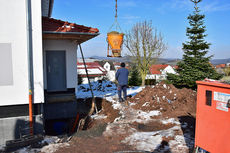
[
  {"xmin": 0, "ymin": 0, "xmax": 45, "ymax": 145},
  {"xmin": 146, "ymin": 64, "xmax": 176, "ymax": 81},
  {"xmin": 0, "ymin": 0, "xmax": 99, "ymax": 145},
  {"xmin": 77, "ymin": 61, "xmax": 107, "ymax": 84},
  {"xmin": 98, "ymin": 61, "xmax": 116, "ymax": 82},
  {"xmin": 215, "ymin": 64, "xmax": 227, "ymax": 75}
]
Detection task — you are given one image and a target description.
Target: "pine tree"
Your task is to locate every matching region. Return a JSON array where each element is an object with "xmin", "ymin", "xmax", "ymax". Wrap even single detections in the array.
[
  {"xmin": 167, "ymin": 0, "xmax": 222, "ymax": 89},
  {"xmin": 128, "ymin": 65, "xmax": 142, "ymax": 86}
]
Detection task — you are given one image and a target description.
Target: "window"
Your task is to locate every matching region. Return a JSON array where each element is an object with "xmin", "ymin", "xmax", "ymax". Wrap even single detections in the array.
[
  {"xmin": 0, "ymin": 43, "xmax": 13, "ymax": 86},
  {"xmin": 206, "ymin": 90, "xmax": 212, "ymax": 106}
]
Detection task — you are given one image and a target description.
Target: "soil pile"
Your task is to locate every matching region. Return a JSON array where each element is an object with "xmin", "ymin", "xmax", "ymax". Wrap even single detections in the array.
[
  {"xmin": 129, "ymin": 82, "xmax": 197, "ymax": 118},
  {"xmin": 98, "ymin": 98, "xmax": 120, "ymax": 123}
]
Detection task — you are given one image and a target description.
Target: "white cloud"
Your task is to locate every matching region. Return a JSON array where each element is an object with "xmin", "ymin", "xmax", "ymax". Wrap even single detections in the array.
[
  {"xmin": 163, "ymin": 46, "xmax": 183, "ymax": 59},
  {"xmin": 120, "ymin": 15, "xmax": 141, "ymax": 25},
  {"xmin": 157, "ymin": 0, "xmax": 193, "ymax": 14},
  {"xmin": 120, "ymin": 15, "xmax": 140, "ymax": 20},
  {"xmin": 157, "ymin": 0, "xmax": 230, "ymax": 13},
  {"xmin": 201, "ymin": 1, "xmax": 230, "ymax": 13},
  {"xmin": 170, "ymin": 0, "xmax": 192, "ymax": 10}
]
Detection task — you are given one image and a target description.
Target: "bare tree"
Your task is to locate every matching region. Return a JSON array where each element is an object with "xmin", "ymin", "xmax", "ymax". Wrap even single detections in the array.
[
  {"xmin": 224, "ymin": 67, "xmax": 230, "ymax": 76},
  {"xmin": 124, "ymin": 21, "xmax": 166, "ymax": 86}
]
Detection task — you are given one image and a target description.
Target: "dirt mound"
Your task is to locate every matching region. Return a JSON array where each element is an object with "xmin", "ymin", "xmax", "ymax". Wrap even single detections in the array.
[
  {"xmin": 99, "ymin": 98, "xmax": 120, "ymax": 123},
  {"xmin": 131, "ymin": 121, "xmax": 176, "ymax": 132},
  {"xmin": 129, "ymin": 82, "xmax": 197, "ymax": 118}
]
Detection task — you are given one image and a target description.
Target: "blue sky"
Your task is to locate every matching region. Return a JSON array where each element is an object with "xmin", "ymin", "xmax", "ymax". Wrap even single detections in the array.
[{"xmin": 52, "ymin": 0, "xmax": 230, "ymax": 59}]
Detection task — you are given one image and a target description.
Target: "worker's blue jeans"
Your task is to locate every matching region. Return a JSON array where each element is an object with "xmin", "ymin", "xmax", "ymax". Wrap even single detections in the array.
[{"xmin": 118, "ymin": 85, "xmax": 127, "ymax": 102}]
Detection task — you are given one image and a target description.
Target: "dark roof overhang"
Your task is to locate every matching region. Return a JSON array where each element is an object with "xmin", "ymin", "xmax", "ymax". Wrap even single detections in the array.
[{"xmin": 42, "ymin": 31, "xmax": 99, "ymax": 44}]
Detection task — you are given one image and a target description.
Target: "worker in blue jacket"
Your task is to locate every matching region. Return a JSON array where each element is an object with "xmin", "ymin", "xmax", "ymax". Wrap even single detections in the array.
[{"xmin": 115, "ymin": 62, "xmax": 129, "ymax": 102}]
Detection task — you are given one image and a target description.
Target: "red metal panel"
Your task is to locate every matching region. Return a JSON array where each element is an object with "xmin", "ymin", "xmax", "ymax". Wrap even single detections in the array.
[{"xmin": 195, "ymin": 81, "xmax": 230, "ymax": 153}]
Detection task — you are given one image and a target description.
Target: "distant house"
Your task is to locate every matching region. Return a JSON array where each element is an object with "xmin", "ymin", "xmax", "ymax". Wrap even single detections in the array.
[
  {"xmin": 98, "ymin": 61, "xmax": 116, "ymax": 82},
  {"xmin": 113, "ymin": 62, "xmax": 130, "ymax": 70},
  {"xmin": 77, "ymin": 61, "xmax": 107, "ymax": 84},
  {"xmin": 215, "ymin": 64, "xmax": 226, "ymax": 74},
  {"xmin": 113, "ymin": 62, "xmax": 121, "ymax": 70},
  {"xmin": 215, "ymin": 64, "xmax": 226, "ymax": 69},
  {"xmin": 0, "ymin": 0, "xmax": 99, "ymax": 144},
  {"xmin": 146, "ymin": 64, "xmax": 176, "ymax": 81}
]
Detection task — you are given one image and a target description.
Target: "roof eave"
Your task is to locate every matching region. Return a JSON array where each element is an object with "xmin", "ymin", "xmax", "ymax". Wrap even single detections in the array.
[
  {"xmin": 43, "ymin": 31, "xmax": 99, "ymax": 35},
  {"xmin": 42, "ymin": 31, "xmax": 99, "ymax": 44},
  {"xmin": 48, "ymin": 0, "xmax": 54, "ymax": 17}
]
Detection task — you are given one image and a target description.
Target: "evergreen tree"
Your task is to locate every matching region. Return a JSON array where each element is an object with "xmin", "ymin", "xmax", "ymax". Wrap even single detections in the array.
[
  {"xmin": 167, "ymin": 0, "xmax": 222, "ymax": 89},
  {"xmin": 128, "ymin": 65, "xmax": 142, "ymax": 86}
]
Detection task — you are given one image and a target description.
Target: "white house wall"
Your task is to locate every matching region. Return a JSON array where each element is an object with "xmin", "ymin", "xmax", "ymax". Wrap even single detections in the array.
[
  {"xmin": 146, "ymin": 74, "xmax": 164, "ymax": 80},
  {"xmin": 162, "ymin": 66, "xmax": 176, "ymax": 75},
  {"xmin": 146, "ymin": 66, "xmax": 176, "ymax": 81},
  {"xmin": 32, "ymin": 0, "xmax": 45, "ymax": 104},
  {"xmin": 43, "ymin": 40, "xmax": 78, "ymax": 90},
  {"xmin": 0, "ymin": 0, "xmax": 44, "ymax": 106},
  {"xmin": 107, "ymin": 71, "xmax": 116, "ymax": 81}
]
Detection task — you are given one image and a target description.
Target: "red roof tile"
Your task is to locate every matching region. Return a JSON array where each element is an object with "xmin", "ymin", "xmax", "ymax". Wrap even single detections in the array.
[
  {"xmin": 77, "ymin": 61, "xmax": 107, "ymax": 75},
  {"xmin": 42, "ymin": 17, "xmax": 99, "ymax": 34},
  {"xmin": 215, "ymin": 64, "xmax": 226, "ymax": 68},
  {"xmin": 173, "ymin": 65, "xmax": 179, "ymax": 69},
  {"xmin": 77, "ymin": 61, "xmax": 104, "ymax": 68},
  {"xmin": 149, "ymin": 64, "xmax": 169, "ymax": 74}
]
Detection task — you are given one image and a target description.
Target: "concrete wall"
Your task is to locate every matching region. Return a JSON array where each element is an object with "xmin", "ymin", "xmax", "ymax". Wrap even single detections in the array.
[
  {"xmin": 0, "ymin": 0, "xmax": 44, "ymax": 106},
  {"xmin": 43, "ymin": 40, "xmax": 78, "ymax": 90},
  {"xmin": 0, "ymin": 115, "xmax": 43, "ymax": 145}
]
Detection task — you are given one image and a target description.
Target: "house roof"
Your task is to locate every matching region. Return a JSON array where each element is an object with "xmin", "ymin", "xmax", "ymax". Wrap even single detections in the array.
[
  {"xmin": 77, "ymin": 61, "xmax": 107, "ymax": 77},
  {"xmin": 173, "ymin": 65, "xmax": 178, "ymax": 69},
  {"xmin": 149, "ymin": 64, "xmax": 169, "ymax": 74},
  {"xmin": 215, "ymin": 64, "xmax": 226, "ymax": 68},
  {"xmin": 113, "ymin": 62, "xmax": 130, "ymax": 70},
  {"xmin": 97, "ymin": 61, "xmax": 116, "ymax": 71},
  {"xmin": 42, "ymin": 0, "xmax": 54, "ymax": 17},
  {"xmin": 42, "ymin": 17, "xmax": 99, "ymax": 43}
]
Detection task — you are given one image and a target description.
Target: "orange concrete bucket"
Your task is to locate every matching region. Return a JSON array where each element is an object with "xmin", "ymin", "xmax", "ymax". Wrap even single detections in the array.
[{"xmin": 107, "ymin": 31, "xmax": 124, "ymax": 57}]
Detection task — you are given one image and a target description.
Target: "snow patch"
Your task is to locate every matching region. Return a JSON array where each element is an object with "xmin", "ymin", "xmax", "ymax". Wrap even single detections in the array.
[
  {"xmin": 123, "ymin": 126, "xmax": 181, "ymax": 152},
  {"xmin": 142, "ymin": 102, "xmax": 150, "ymax": 107},
  {"xmin": 133, "ymin": 110, "xmax": 161, "ymax": 123},
  {"xmin": 161, "ymin": 118, "xmax": 180, "ymax": 125},
  {"xmin": 91, "ymin": 114, "xmax": 107, "ymax": 120},
  {"xmin": 122, "ymin": 132, "xmax": 162, "ymax": 151}
]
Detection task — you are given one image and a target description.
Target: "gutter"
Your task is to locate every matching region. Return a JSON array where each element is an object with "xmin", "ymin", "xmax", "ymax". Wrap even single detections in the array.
[
  {"xmin": 26, "ymin": 0, "xmax": 34, "ymax": 135},
  {"xmin": 43, "ymin": 31, "xmax": 100, "ymax": 36},
  {"xmin": 48, "ymin": 0, "xmax": 54, "ymax": 17}
]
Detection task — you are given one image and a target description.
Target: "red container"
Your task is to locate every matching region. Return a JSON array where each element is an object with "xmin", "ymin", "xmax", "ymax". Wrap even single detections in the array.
[{"xmin": 195, "ymin": 80, "xmax": 230, "ymax": 153}]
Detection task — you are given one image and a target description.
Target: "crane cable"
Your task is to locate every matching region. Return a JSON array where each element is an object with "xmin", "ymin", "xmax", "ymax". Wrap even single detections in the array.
[{"xmin": 108, "ymin": 0, "xmax": 122, "ymax": 32}]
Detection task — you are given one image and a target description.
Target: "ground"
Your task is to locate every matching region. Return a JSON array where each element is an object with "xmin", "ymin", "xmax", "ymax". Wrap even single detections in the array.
[{"xmin": 12, "ymin": 81, "xmax": 197, "ymax": 153}]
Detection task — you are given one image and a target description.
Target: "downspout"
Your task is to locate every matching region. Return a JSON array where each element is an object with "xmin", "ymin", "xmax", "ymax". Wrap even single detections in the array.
[{"xmin": 26, "ymin": 0, "xmax": 34, "ymax": 135}]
